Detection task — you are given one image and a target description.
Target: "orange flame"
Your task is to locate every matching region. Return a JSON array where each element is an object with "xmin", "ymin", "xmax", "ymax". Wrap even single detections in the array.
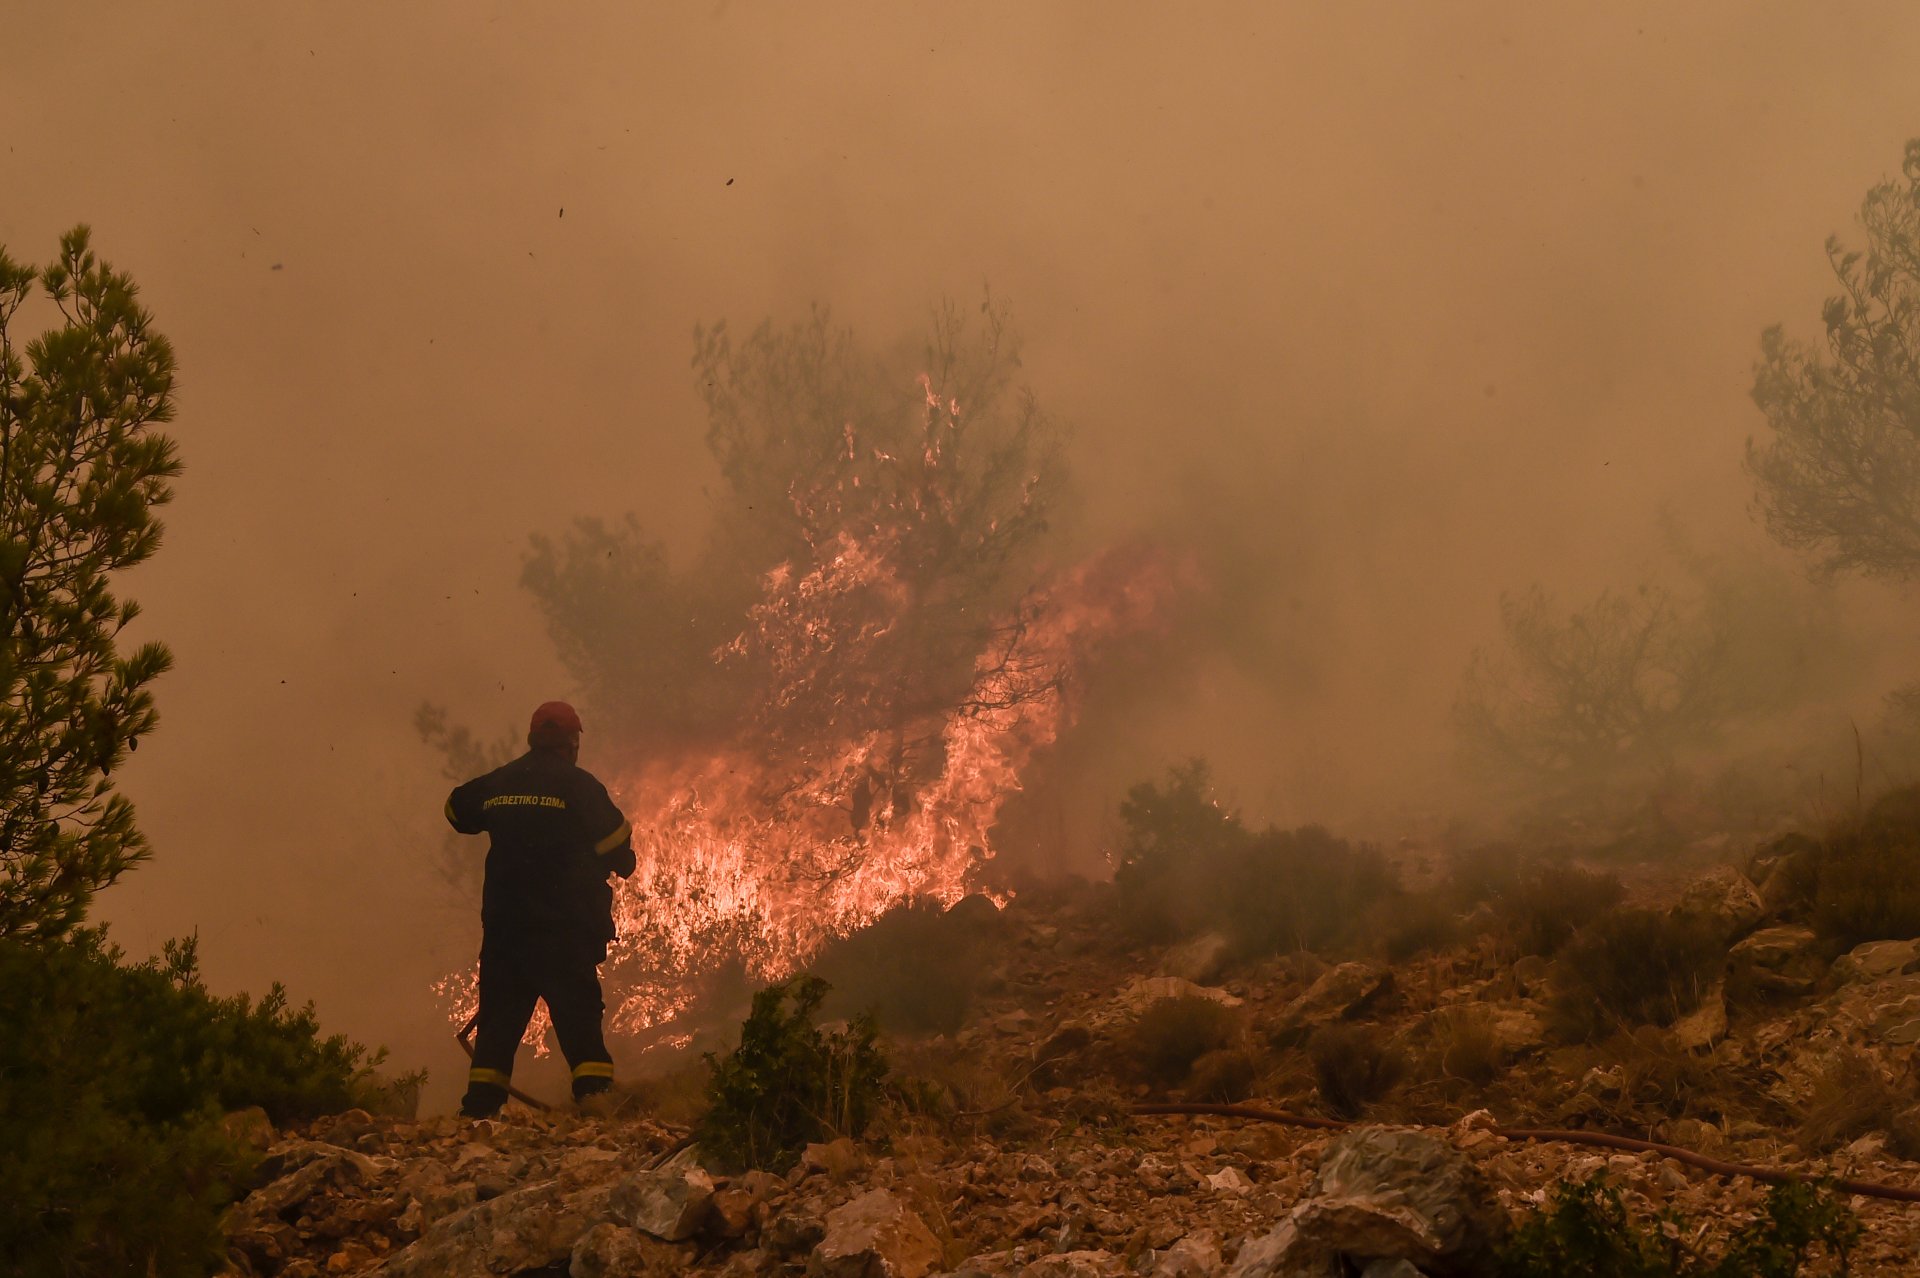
[{"xmin": 439, "ymin": 380, "xmax": 1186, "ymax": 1052}]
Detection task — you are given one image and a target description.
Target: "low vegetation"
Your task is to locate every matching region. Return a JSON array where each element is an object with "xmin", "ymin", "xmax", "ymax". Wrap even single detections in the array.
[
  {"xmin": 1307, "ymin": 1023, "xmax": 1406, "ymax": 1119},
  {"xmin": 1798, "ymin": 787, "xmax": 1920, "ymax": 947},
  {"xmin": 1547, "ymin": 908, "xmax": 1724, "ymax": 1042},
  {"xmin": 1795, "ymin": 1047, "xmax": 1920, "ymax": 1161},
  {"xmin": 1114, "ymin": 760, "xmax": 1392, "ymax": 957},
  {"xmin": 0, "ymin": 929, "xmax": 393, "ymax": 1278},
  {"xmin": 1126, "ymin": 995, "xmax": 1240, "ymax": 1088},
  {"xmin": 1496, "ymin": 1174, "xmax": 1859, "ymax": 1277},
  {"xmin": 697, "ymin": 976, "xmax": 887, "ymax": 1174},
  {"xmin": 810, "ymin": 899, "xmax": 998, "ymax": 1035}
]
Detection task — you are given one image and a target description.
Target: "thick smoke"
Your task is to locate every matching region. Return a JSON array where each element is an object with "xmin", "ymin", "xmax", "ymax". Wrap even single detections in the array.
[{"xmin": 7, "ymin": 2, "xmax": 1920, "ymax": 1104}]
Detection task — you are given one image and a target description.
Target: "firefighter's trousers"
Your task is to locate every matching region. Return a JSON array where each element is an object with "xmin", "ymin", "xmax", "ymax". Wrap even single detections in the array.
[{"xmin": 462, "ymin": 930, "xmax": 614, "ymax": 1116}]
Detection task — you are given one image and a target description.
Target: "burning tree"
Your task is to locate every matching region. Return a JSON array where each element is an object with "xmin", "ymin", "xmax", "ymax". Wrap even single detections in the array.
[{"xmin": 431, "ymin": 301, "xmax": 1180, "ymax": 1045}]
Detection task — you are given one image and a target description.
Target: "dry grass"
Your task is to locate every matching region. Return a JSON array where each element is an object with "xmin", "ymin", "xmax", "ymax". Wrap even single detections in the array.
[
  {"xmin": 1796, "ymin": 1047, "xmax": 1920, "ymax": 1159},
  {"xmin": 1424, "ymin": 1007, "xmax": 1502, "ymax": 1089}
]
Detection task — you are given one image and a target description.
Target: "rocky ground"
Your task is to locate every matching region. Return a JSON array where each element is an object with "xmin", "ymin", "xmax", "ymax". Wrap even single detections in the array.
[{"xmin": 220, "ymin": 859, "xmax": 1920, "ymax": 1277}]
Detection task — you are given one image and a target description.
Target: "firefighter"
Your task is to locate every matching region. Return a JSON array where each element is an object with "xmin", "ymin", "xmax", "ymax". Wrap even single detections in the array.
[{"xmin": 444, "ymin": 700, "xmax": 636, "ymax": 1118}]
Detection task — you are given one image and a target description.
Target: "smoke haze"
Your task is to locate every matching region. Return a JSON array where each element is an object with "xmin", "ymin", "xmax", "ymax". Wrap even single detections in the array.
[{"xmin": 8, "ymin": 1, "xmax": 1920, "ymax": 1097}]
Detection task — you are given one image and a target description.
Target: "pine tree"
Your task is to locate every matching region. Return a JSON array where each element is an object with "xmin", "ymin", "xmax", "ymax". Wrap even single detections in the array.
[{"xmin": 0, "ymin": 226, "xmax": 180, "ymax": 942}]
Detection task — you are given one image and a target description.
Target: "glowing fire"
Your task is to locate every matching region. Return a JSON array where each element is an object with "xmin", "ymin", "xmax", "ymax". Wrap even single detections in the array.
[{"xmin": 438, "ymin": 379, "xmax": 1185, "ymax": 1052}]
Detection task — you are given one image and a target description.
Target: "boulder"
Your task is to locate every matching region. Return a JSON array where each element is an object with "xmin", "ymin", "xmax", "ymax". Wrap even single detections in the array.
[
  {"xmin": 1163, "ymin": 932, "xmax": 1235, "ymax": 985},
  {"xmin": 609, "ymin": 1155, "xmax": 716, "ymax": 1242},
  {"xmin": 1017, "ymin": 1251, "xmax": 1121, "ymax": 1277},
  {"xmin": 802, "ymin": 1138, "xmax": 868, "ymax": 1180},
  {"xmin": 223, "ymin": 1106, "xmax": 277, "ymax": 1155},
  {"xmin": 767, "ymin": 1205, "xmax": 828, "ymax": 1256},
  {"xmin": 1834, "ymin": 939, "xmax": 1920, "ymax": 984},
  {"xmin": 1674, "ymin": 866, "xmax": 1765, "ymax": 941},
  {"xmin": 1114, "ymin": 976, "xmax": 1244, "ymax": 1018},
  {"xmin": 809, "ymin": 1188, "xmax": 942, "ymax": 1278},
  {"xmin": 1150, "ymin": 1231, "xmax": 1222, "ymax": 1277},
  {"xmin": 1272, "ymin": 962, "xmax": 1394, "ymax": 1038},
  {"xmin": 569, "ymin": 1222, "xmax": 651, "ymax": 1278},
  {"xmin": 1670, "ymin": 983, "xmax": 1728, "ymax": 1052},
  {"xmin": 372, "ymin": 1179, "xmax": 604, "ymax": 1276},
  {"xmin": 1727, "ymin": 926, "xmax": 1825, "ymax": 997},
  {"xmin": 1226, "ymin": 1127, "xmax": 1503, "ymax": 1278}
]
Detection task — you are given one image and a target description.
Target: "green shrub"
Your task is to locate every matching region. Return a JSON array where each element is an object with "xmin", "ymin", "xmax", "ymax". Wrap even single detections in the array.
[
  {"xmin": 1307, "ymin": 1023, "xmax": 1405, "ymax": 1119},
  {"xmin": 697, "ymin": 976, "xmax": 887, "ymax": 1173},
  {"xmin": 1127, "ymin": 995, "xmax": 1239, "ymax": 1088},
  {"xmin": 1548, "ymin": 909, "xmax": 1724, "ymax": 1041},
  {"xmin": 0, "ymin": 929, "xmax": 389, "ymax": 1277},
  {"xmin": 1113, "ymin": 761, "xmax": 1393, "ymax": 957},
  {"xmin": 1496, "ymin": 1174, "xmax": 1859, "ymax": 1277},
  {"xmin": 810, "ymin": 899, "xmax": 998, "ymax": 1035}
]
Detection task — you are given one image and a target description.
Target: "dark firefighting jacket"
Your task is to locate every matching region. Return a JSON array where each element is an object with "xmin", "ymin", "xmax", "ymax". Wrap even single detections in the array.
[{"xmin": 444, "ymin": 749, "xmax": 636, "ymax": 941}]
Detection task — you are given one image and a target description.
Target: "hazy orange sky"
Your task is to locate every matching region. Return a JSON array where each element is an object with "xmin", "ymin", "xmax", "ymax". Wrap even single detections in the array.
[{"xmin": 9, "ymin": 1, "xmax": 1920, "ymax": 1096}]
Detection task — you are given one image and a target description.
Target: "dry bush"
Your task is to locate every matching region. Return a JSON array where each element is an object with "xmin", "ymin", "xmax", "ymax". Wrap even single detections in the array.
[
  {"xmin": 1547, "ymin": 908, "xmax": 1724, "ymax": 1042},
  {"xmin": 1113, "ymin": 761, "xmax": 1394, "ymax": 957},
  {"xmin": 1127, "ymin": 996, "xmax": 1240, "ymax": 1088},
  {"xmin": 1588, "ymin": 1026, "xmax": 1727, "ymax": 1123},
  {"xmin": 1424, "ymin": 1007, "xmax": 1502, "ymax": 1089},
  {"xmin": 1373, "ymin": 892, "xmax": 1466, "ymax": 963},
  {"xmin": 1796, "ymin": 1048, "xmax": 1920, "ymax": 1159},
  {"xmin": 1186, "ymin": 1048, "xmax": 1263, "ymax": 1102},
  {"xmin": 1446, "ymin": 841, "xmax": 1530, "ymax": 904},
  {"xmin": 810, "ymin": 899, "xmax": 999, "ymax": 1035},
  {"xmin": 1308, "ymin": 1023, "xmax": 1406, "ymax": 1119},
  {"xmin": 1501, "ymin": 864, "xmax": 1627, "ymax": 958}
]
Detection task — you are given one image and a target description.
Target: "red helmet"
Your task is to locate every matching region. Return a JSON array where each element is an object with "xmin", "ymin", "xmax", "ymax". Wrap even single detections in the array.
[{"xmin": 529, "ymin": 701, "xmax": 583, "ymax": 736}]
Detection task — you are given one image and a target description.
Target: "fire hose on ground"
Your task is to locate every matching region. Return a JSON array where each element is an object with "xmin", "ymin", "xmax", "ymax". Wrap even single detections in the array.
[{"xmin": 1132, "ymin": 1102, "xmax": 1920, "ymax": 1206}]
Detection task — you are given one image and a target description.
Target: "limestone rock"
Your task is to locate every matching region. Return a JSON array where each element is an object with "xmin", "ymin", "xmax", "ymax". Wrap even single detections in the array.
[
  {"xmin": 1674, "ymin": 865, "xmax": 1764, "ymax": 941},
  {"xmin": 1227, "ymin": 1127, "xmax": 1502, "ymax": 1278},
  {"xmin": 1728, "ymin": 926, "xmax": 1825, "ymax": 997},
  {"xmin": 803, "ymin": 1137, "xmax": 868, "ymax": 1180},
  {"xmin": 766, "ymin": 1206, "xmax": 828, "ymax": 1257},
  {"xmin": 373, "ymin": 1179, "xmax": 600, "ymax": 1276},
  {"xmin": 1114, "ymin": 976, "xmax": 1244, "ymax": 1018},
  {"xmin": 809, "ymin": 1188, "xmax": 941, "ymax": 1278},
  {"xmin": 1017, "ymin": 1250, "xmax": 1120, "ymax": 1277},
  {"xmin": 1151, "ymin": 1231, "xmax": 1222, "ymax": 1277},
  {"xmin": 1272, "ymin": 962, "xmax": 1394, "ymax": 1038},
  {"xmin": 1163, "ymin": 932, "xmax": 1234, "ymax": 985},
  {"xmin": 1671, "ymin": 983, "xmax": 1728, "ymax": 1052},
  {"xmin": 570, "ymin": 1222, "xmax": 650, "ymax": 1278},
  {"xmin": 1835, "ymin": 939, "xmax": 1920, "ymax": 984},
  {"xmin": 223, "ymin": 1106, "xmax": 276, "ymax": 1155},
  {"xmin": 609, "ymin": 1156, "xmax": 716, "ymax": 1242}
]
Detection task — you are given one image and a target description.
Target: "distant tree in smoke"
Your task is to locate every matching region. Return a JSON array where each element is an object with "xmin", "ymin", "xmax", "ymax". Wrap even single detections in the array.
[
  {"xmin": 1452, "ymin": 548, "xmax": 1849, "ymax": 809},
  {"xmin": 1750, "ymin": 138, "xmax": 1920, "ymax": 582},
  {"xmin": 0, "ymin": 229, "xmax": 180, "ymax": 942}
]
